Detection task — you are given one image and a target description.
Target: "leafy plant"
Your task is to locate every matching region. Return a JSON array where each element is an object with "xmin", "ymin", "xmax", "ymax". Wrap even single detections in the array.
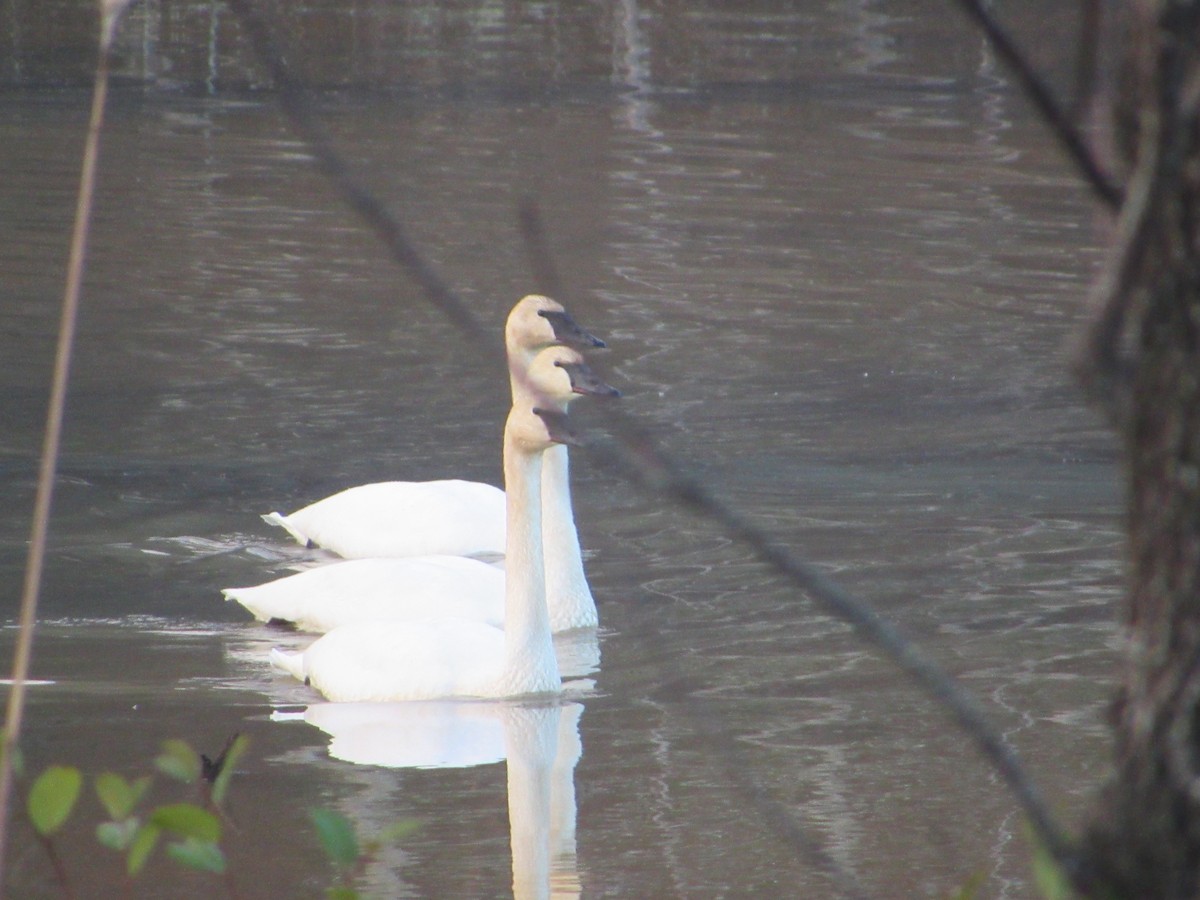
[
  {"xmin": 1031, "ymin": 836, "xmax": 1073, "ymax": 900},
  {"xmin": 25, "ymin": 738, "xmax": 239, "ymax": 896},
  {"xmin": 17, "ymin": 736, "xmax": 417, "ymax": 898},
  {"xmin": 311, "ymin": 808, "xmax": 420, "ymax": 899}
]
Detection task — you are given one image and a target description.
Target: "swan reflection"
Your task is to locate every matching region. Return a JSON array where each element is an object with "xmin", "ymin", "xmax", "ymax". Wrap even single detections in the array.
[{"xmin": 274, "ymin": 698, "xmax": 585, "ymax": 898}]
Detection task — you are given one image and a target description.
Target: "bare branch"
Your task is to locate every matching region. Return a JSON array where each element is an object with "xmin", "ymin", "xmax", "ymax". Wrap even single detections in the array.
[
  {"xmin": 952, "ymin": 0, "xmax": 1123, "ymax": 210},
  {"xmin": 517, "ymin": 197, "xmax": 566, "ymax": 300},
  {"xmin": 1070, "ymin": 0, "xmax": 1105, "ymax": 122},
  {"xmin": 227, "ymin": 0, "xmax": 1080, "ymax": 880}
]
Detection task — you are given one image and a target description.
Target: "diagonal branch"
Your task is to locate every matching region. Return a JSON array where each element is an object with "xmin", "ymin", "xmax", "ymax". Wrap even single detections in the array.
[
  {"xmin": 952, "ymin": 0, "xmax": 1123, "ymax": 210},
  {"xmin": 227, "ymin": 0, "xmax": 1079, "ymax": 880}
]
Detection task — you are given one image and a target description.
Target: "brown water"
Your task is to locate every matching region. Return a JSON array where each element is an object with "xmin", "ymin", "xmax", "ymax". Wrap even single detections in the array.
[{"xmin": 0, "ymin": 2, "xmax": 1118, "ymax": 897}]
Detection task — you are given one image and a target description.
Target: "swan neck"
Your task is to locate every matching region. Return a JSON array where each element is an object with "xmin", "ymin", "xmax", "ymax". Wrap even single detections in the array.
[
  {"xmin": 507, "ymin": 351, "xmax": 536, "ymax": 408},
  {"xmin": 541, "ymin": 445, "xmax": 597, "ymax": 629},
  {"xmin": 503, "ymin": 426, "xmax": 557, "ymax": 687}
]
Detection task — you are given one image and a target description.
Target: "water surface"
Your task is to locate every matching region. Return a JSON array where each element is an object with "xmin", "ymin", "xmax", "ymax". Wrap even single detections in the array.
[{"xmin": 1, "ymin": 2, "xmax": 1118, "ymax": 897}]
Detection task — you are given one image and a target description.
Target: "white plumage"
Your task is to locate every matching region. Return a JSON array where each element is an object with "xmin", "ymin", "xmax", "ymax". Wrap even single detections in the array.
[
  {"xmin": 269, "ymin": 345, "xmax": 608, "ymax": 702},
  {"xmin": 224, "ymin": 555, "xmax": 504, "ymax": 632}
]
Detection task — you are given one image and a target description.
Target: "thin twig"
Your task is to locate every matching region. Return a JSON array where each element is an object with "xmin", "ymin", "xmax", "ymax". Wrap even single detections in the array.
[
  {"xmin": 0, "ymin": 0, "xmax": 128, "ymax": 881},
  {"xmin": 38, "ymin": 835, "xmax": 75, "ymax": 900},
  {"xmin": 226, "ymin": 0, "xmax": 1078, "ymax": 880},
  {"xmin": 1070, "ymin": 0, "xmax": 1104, "ymax": 122},
  {"xmin": 951, "ymin": 0, "xmax": 1123, "ymax": 210},
  {"xmin": 517, "ymin": 197, "xmax": 566, "ymax": 299}
]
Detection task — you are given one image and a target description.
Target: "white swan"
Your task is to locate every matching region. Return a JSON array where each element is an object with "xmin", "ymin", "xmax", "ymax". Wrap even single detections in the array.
[
  {"xmin": 223, "ymin": 346, "xmax": 616, "ymax": 635},
  {"xmin": 224, "ymin": 555, "xmax": 505, "ymax": 632},
  {"xmin": 261, "ymin": 294, "xmax": 603, "ymax": 560},
  {"xmin": 269, "ymin": 362, "xmax": 578, "ymax": 701}
]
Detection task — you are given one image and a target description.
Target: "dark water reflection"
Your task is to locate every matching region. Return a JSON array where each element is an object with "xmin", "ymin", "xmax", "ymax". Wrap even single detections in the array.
[{"xmin": 1, "ymin": 2, "xmax": 1117, "ymax": 897}]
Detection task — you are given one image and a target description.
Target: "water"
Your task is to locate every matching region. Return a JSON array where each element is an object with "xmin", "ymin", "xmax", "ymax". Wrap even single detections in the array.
[{"xmin": 0, "ymin": 2, "xmax": 1118, "ymax": 897}]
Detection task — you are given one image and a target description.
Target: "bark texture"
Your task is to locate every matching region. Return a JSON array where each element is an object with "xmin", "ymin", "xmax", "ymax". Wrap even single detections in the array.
[{"xmin": 1079, "ymin": 1, "xmax": 1200, "ymax": 896}]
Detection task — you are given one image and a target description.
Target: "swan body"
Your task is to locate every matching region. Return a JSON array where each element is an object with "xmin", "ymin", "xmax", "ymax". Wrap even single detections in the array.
[
  {"xmin": 270, "ymin": 615, "xmax": 536, "ymax": 702},
  {"xmin": 263, "ymin": 480, "xmax": 505, "ymax": 559},
  {"xmin": 224, "ymin": 556, "xmax": 504, "ymax": 632},
  {"xmin": 270, "ymin": 348, "xmax": 595, "ymax": 702}
]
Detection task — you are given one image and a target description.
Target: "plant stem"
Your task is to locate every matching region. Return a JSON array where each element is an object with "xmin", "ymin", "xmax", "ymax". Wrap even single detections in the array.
[
  {"xmin": 39, "ymin": 836, "xmax": 75, "ymax": 900},
  {"xmin": 0, "ymin": 3, "xmax": 123, "ymax": 884}
]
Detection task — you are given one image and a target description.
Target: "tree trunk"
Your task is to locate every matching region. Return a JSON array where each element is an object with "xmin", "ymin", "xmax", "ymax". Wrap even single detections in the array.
[{"xmin": 1079, "ymin": 1, "xmax": 1200, "ymax": 896}]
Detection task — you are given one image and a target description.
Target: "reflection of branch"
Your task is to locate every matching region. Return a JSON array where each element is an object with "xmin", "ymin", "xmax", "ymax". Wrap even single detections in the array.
[
  {"xmin": 226, "ymin": 0, "xmax": 490, "ymax": 347},
  {"xmin": 227, "ymin": 0, "xmax": 1078, "ymax": 879},
  {"xmin": 646, "ymin": 688, "xmax": 872, "ymax": 900},
  {"xmin": 952, "ymin": 0, "xmax": 1122, "ymax": 210},
  {"xmin": 582, "ymin": 416, "xmax": 1076, "ymax": 870}
]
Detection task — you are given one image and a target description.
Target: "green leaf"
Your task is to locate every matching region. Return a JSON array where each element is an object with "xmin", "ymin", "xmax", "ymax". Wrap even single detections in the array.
[
  {"xmin": 150, "ymin": 803, "xmax": 221, "ymax": 843},
  {"xmin": 27, "ymin": 765, "xmax": 82, "ymax": 837},
  {"xmin": 310, "ymin": 808, "xmax": 359, "ymax": 868},
  {"xmin": 95, "ymin": 772, "xmax": 130, "ymax": 820},
  {"xmin": 1026, "ymin": 821, "xmax": 1072, "ymax": 900},
  {"xmin": 167, "ymin": 837, "xmax": 226, "ymax": 874},
  {"xmin": 363, "ymin": 818, "xmax": 421, "ymax": 856},
  {"xmin": 326, "ymin": 888, "xmax": 360, "ymax": 900},
  {"xmin": 95, "ymin": 772, "xmax": 150, "ymax": 820},
  {"xmin": 209, "ymin": 734, "xmax": 249, "ymax": 808},
  {"xmin": 1032, "ymin": 844, "xmax": 1071, "ymax": 900},
  {"xmin": 155, "ymin": 740, "xmax": 200, "ymax": 784},
  {"xmin": 945, "ymin": 868, "xmax": 986, "ymax": 900},
  {"xmin": 127, "ymin": 823, "xmax": 161, "ymax": 876},
  {"xmin": 96, "ymin": 817, "xmax": 140, "ymax": 851},
  {"xmin": 130, "ymin": 776, "xmax": 152, "ymax": 808}
]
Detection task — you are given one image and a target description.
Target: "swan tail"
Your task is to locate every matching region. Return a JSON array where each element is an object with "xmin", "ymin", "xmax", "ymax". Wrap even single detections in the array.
[
  {"xmin": 261, "ymin": 512, "xmax": 311, "ymax": 547},
  {"xmin": 270, "ymin": 648, "xmax": 306, "ymax": 682},
  {"xmin": 221, "ymin": 588, "xmax": 274, "ymax": 624}
]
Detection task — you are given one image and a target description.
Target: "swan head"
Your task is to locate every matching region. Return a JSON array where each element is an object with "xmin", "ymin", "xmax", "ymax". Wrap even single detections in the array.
[
  {"xmin": 507, "ymin": 347, "xmax": 616, "ymax": 450},
  {"xmin": 507, "ymin": 403, "xmax": 580, "ymax": 450},
  {"xmin": 505, "ymin": 295, "xmax": 605, "ymax": 358},
  {"xmin": 526, "ymin": 346, "xmax": 621, "ymax": 406}
]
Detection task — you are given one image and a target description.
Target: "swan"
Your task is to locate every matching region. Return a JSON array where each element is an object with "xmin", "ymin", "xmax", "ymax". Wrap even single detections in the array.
[
  {"xmin": 260, "ymin": 294, "xmax": 604, "ymax": 562},
  {"xmin": 223, "ymin": 346, "xmax": 616, "ymax": 634},
  {"xmin": 269, "ymin": 362, "xmax": 582, "ymax": 701}
]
